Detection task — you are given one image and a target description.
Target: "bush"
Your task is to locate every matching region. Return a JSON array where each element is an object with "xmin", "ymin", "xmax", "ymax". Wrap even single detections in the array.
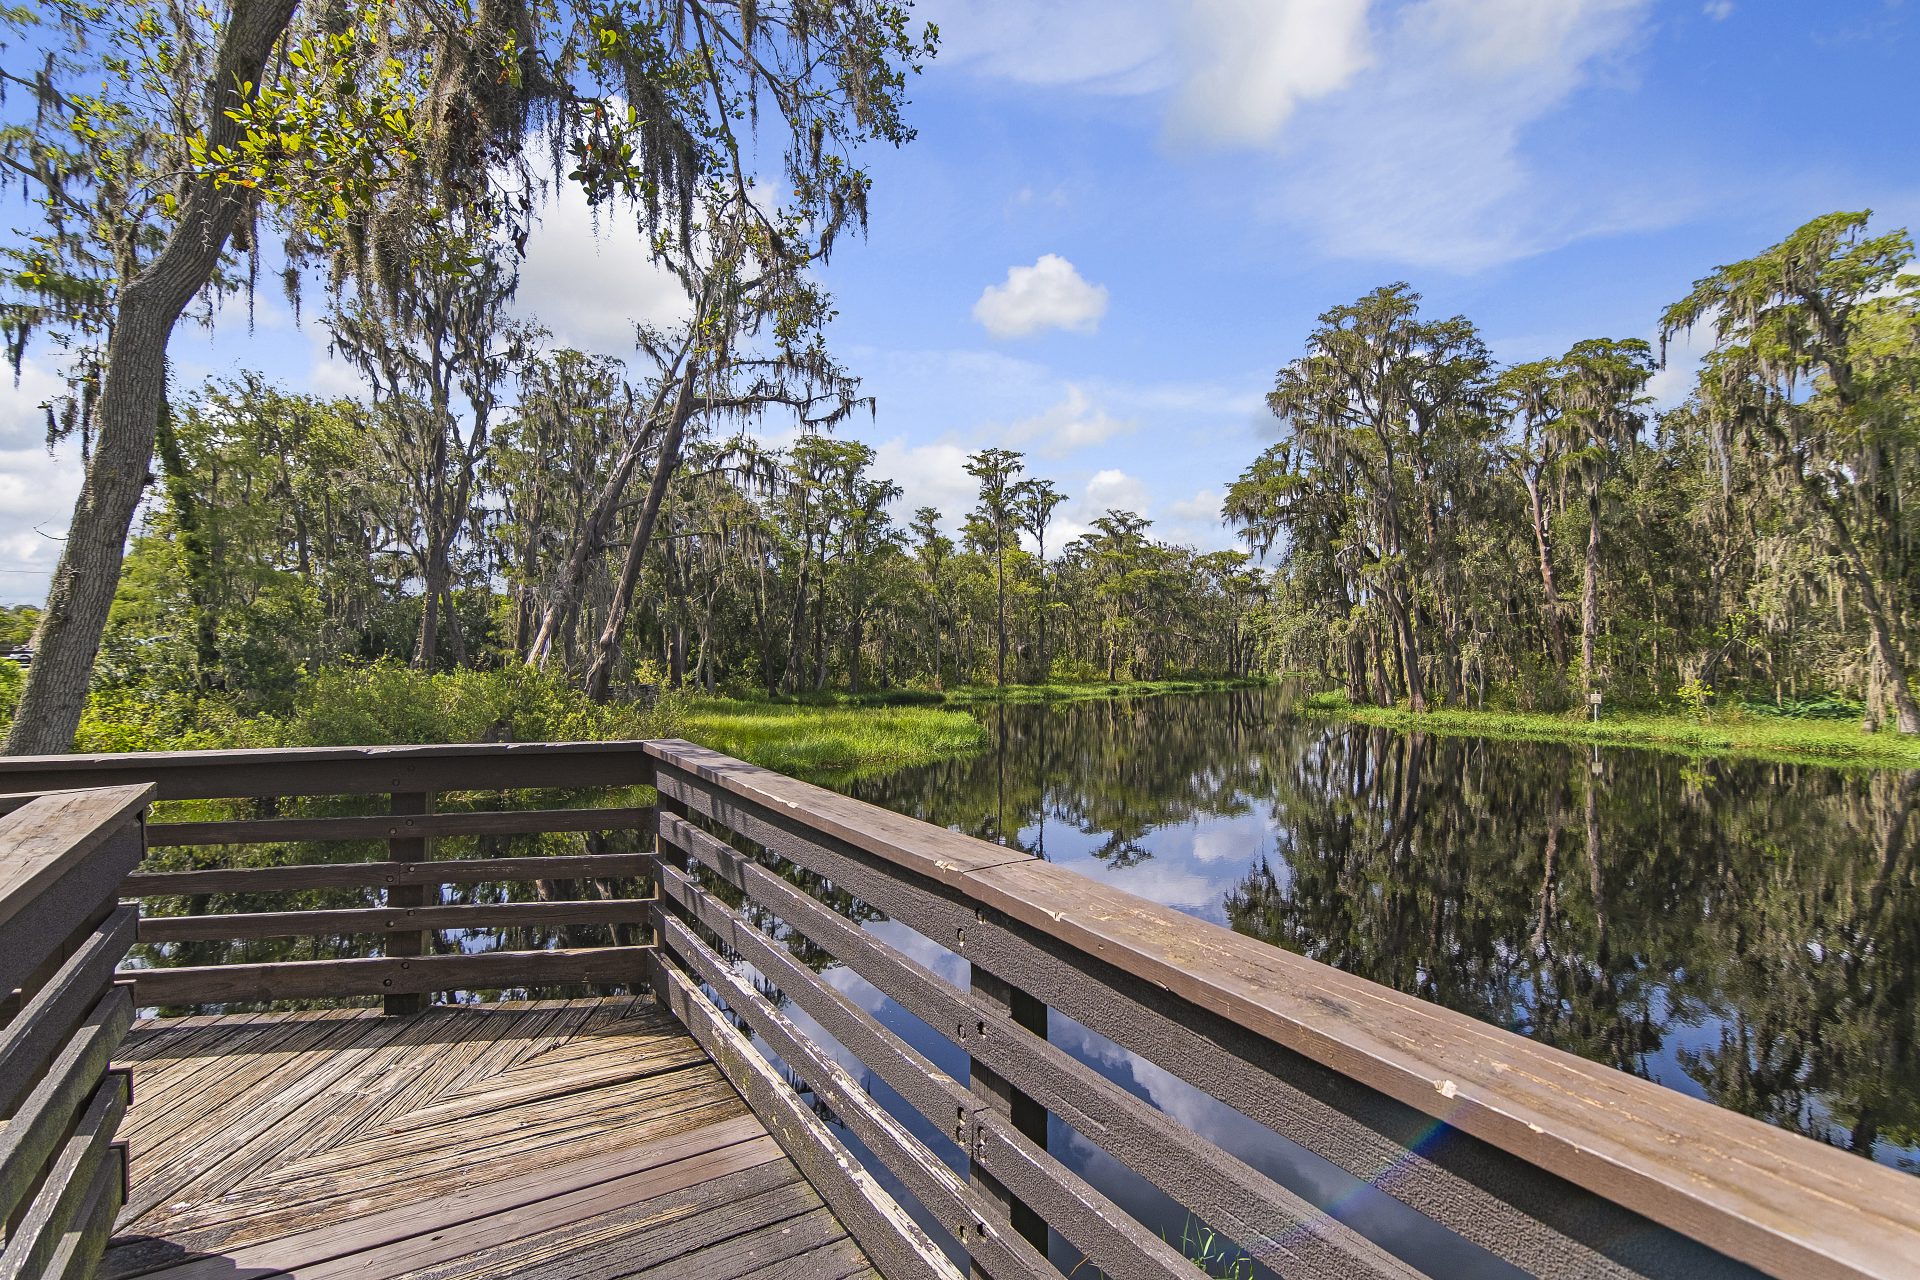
[
  {"xmin": 0, "ymin": 659, "xmax": 22, "ymax": 730},
  {"xmin": 258, "ymin": 661, "xmax": 682, "ymax": 747},
  {"xmin": 29, "ymin": 659, "xmax": 681, "ymax": 755}
]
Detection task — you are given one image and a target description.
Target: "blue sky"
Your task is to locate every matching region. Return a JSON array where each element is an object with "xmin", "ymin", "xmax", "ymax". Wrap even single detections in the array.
[{"xmin": 3, "ymin": 0, "xmax": 1917, "ymax": 603}]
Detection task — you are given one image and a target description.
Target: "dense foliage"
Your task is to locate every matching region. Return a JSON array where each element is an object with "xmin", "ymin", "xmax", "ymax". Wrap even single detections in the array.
[
  {"xmin": 1227, "ymin": 212, "xmax": 1920, "ymax": 728},
  {"xmin": 67, "ymin": 373, "xmax": 1267, "ymax": 716}
]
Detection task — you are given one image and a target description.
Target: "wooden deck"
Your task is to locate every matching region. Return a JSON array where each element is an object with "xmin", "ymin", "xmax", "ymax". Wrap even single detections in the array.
[{"xmin": 99, "ymin": 997, "xmax": 877, "ymax": 1280}]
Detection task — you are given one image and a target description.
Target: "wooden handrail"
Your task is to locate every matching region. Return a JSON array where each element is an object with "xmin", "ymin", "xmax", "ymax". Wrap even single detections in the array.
[
  {"xmin": 643, "ymin": 738, "xmax": 1920, "ymax": 1280},
  {"xmin": 0, "ymin": 744, "xmax": 658, "ymax": 1013},
  {"xmin": 0, "ymin": 786, "xmax": 148, "ymax": 1279},
  {"xmin": 0, "ymin": 740, "xmax": 661, "ymax": 799}
]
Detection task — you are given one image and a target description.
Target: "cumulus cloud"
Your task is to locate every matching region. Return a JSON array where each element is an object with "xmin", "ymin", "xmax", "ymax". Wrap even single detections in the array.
[
  {"xmin": 1006, "ymin": 385, "xmax": 1132, "ymax": 455},
  {"xmin": 0, "ymin": 359, "xmax": 84, "ymax": 605},
  {"xmin": 514, "ymin": 178, "xmax": 692, "ymax": 356},
  {"xmin": 972, "ymin": 255, "xmax": 1110, "ymax": 339},
  {"xmin": 1167, "ymin": 488, "xmax": 1225, "ymax": 522},
  {"xmin": 869, "ymin": 436, "xmax": 979, "ymax": 526}
]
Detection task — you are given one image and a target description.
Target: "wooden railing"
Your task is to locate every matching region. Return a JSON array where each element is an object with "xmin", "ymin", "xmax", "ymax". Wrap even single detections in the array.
[
  {"xmin": 0, "ymin": 784, "xmax": 148, "ymax": 1280},
  {"xmin": 0, "ymin": 743, "xmax": 659, "ymax": 1012},
  {"xmin": 3, "ymin": 740, "xmax": 1917, "ymax": 1280},
  {"xmin": 642, "ymin": 739, "xmax": 1920, "ymax": 1280}
]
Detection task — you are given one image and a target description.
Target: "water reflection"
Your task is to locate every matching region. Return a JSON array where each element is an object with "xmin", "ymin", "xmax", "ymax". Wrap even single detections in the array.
[{"xmin": 849, "ymin": 688, "xmax": 1920, "ymax": 1174}]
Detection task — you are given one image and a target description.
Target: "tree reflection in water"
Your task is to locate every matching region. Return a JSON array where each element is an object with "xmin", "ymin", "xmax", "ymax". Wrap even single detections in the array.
[{"xmin": 851, "ymin": 687, "xmax": 1920, "ymax": 1173}]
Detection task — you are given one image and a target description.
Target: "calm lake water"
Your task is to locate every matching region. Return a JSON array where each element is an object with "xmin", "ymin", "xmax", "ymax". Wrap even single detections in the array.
[{"xmin": 803, "ymin": 687, "xmax": 1918, "ymax": 1274}]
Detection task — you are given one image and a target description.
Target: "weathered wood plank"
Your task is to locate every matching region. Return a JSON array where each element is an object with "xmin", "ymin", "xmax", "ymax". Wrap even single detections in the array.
[
  {"xmin": 147, "ymin": 804, "xmax": 656, "ymax": 846},
  {"xmin": 0, "ymin": 905, "xmax": 134, "ymax": 1117},
  {"xmin": 125, "ymin": 851, "xmax": 654, "ymax": 896},
  {"xmin": 652, "ymin": 957, "xmax": 964, "ymax": 1280},
  {"xmin": 318, "ymin": 1149, "xmax": 807, "ymax": 1280},
  {"xmin": 0, "ymin": 741, "xmax": 658, "ymax": 800},
  {"xmin": 107, "ymin": 1115, "xmax": 776, "ymax": 1278},
  {"xmin": 631, "ymin": 1203, "xmax": 846, "ymax": 1280},
  {"xmin": 126, "ymin": 945, "xmax": 655, "ymax": 1005},
  {"xmin": 135, "ymin": 898, "xmax": 655, "ymax": 943},
  {"xmin": 39, "ymin": 1142, "xmax": 124, "ymax": 1280},
  {"xmin": 0, "ymin": 1071, "xmax": 129, "ymax": 1280},
  {"xmin": 0, "ymin": 984, "xmax": 131, "ymax": 1227},
  {"xmin": 0, "ymin": 784, "xmax": 150, "ymax": 931},
  {"xmin": 655, "ymin": 859, "xmax": 1217, "ymax": 1280}
]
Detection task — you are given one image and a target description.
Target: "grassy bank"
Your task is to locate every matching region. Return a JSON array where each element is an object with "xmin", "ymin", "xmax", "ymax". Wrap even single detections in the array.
[
  {"xmin": 1303, "ymin": 692, "xmax": 1920, "ymax": 770},
  {"xmin": 679, "ymin": 698, "xmax": 989, "ymax": 782},
  {"xmin": 726, "ymin": 675, "xmax": 1272, "ymax": 710},
  {"xmin": 676, "ymin": 678, "xmax": 1271, "ymax": 781}
]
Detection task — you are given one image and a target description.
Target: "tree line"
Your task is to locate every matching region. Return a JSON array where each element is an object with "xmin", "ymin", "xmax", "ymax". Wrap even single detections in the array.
[
  {"xmin": 1225, "ymin": 212, "xmax": 1920, "ymax": 732},
  {"xmin": 93, "ymin": 375, "xmax": 1267, "ymax": 712}
]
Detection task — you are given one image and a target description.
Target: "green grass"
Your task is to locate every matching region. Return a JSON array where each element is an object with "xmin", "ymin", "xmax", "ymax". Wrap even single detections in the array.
[
  {"xmin": 676, "ymin": 678, "xmax": 1269, "ymax": 781},
  {"xmin": 1301, "ymin": 691, "xmax": 1920, "ymax": 770},
  {"xmin": 678, "ymin": 697, "xmax": 991, "ymax": 782},
  {"xmin": 728, "ymin": 675, "xmax": 1273, "ymax": 711}
]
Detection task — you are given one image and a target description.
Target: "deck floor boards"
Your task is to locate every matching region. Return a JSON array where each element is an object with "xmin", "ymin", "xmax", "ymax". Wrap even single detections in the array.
[{"xmin": 103, "ymin": 997, "xmax": 875, "ymax": 1279}]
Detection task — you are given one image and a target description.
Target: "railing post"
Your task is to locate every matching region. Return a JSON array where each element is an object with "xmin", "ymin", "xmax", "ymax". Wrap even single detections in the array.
[
  {"xmin": 968, "ymin": 964, "xmax": 1049, "ymax": 1268},
  {"xmin": 383, "ymin": 790, "xmax": 432, "ymax": 1015}
]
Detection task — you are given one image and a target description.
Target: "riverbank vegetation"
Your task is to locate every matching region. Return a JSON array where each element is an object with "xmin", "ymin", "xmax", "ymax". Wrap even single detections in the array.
[
  {"xmin": 1227, "ymin": 212, "xmax": 1920, "ymax": 737},
  {"xmin": 1301, "ymin": 693, "xmax": 1920, "ymax": 771}
]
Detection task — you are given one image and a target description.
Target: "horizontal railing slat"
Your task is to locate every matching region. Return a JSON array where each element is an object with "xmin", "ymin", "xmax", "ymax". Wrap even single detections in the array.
[
  {"xmin": 658, "ymin": 813, "xmax": 1427, "ymax": 1280},
  {"xmin": 663, "ymin": 757, "xmax": 1760, "ymax": 1279},
  {"xmin": 136, "ymin": 898, "xmax": 655, "ymax": 943},
  {"xmin": 649, "ymin": 957, "xmax": 963, "ymax": 1280},
  {"xmin": 147, "ymin": 805, "xmax": 656, "ymax": 847},
  {"xmin": 656, "ymin": 911, "xmax": 1071, "ymax": 1280},
  {"xmin": 0, "ymin": 788, "xmax": 150, "ymax": 993},
  {"xmin": 125, "ymin": 944, "xmax": 657, "ymax": 1005},
  {"xmin": 655, "ymin": 867, "xmax": 1205, "ymax": 1280},
  {"xmin": 0, "ymin": 742, "xmax": 659, "ymax": 800},
  {"xmin": 0, "ymin": 907, "xmax": 136, "ymax": 1119},
  {"xmin": 125, "ymin": 852, "xmax": 654, "ymax": 896},
  {"xmin": 0, "ymin": 1071, "xmax": 129, "ymax": 1280},
  {"xmin": 36, "ymin": 1142, "xmax": 123, "ymax": 1280},
  {"xmin": 0, "ymin": 985, "xmax": 132, "ymax": 1228}
]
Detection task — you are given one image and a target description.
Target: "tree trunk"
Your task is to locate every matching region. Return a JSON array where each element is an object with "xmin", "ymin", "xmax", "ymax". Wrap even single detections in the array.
[
  {"xmin": 4, "ymin": 0, "xmax": 299, "ymax": 756},
  {"xmin": 1581, "ymin": 487, "xmax": 1601, "ymax": 690},
  {"xmin": 995, "ymin": 544, "xmax": 1007, "ymax": 686},
  {"xmin": 1525, "ymin": 473, "xmax": 1566, "ymax": 667},
  {"xmin": 582, "ymin": 362, "xmax": 698, "ymax": 703}
]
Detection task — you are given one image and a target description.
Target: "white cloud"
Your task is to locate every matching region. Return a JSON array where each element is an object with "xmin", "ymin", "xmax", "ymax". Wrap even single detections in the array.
[
  {"xmin": 938, "ymin": 0, "xmax": 1669, "ymax": 272},
  {"xmin": 514, "ymin": 179, "xmax": 692, "ymax": 357},
  {"xmin": 1647, "ymin": 321, "xmax": 1714, "ymax": 409},
  {"xmin": 1702, "ymin": 0, "xmax": 1734, "ymax": 19},
  {"xmin": 972, "ymin": 255, "xmax": 1110, "ymax": 339},
  {"xmin": 921, "ymin": 0, "xmax": 1176, "ymax": 94},
  {"xmin": 1084, "ymin": 468, "xmax": 1150, "ymax": 513},
  {"xmin": 1005, "ymin": 385, "xmax": 1132, "ymax": 456},
  {"xmin": 1170, "ymin": 0, "xmax": 1373, "ymax": 145},
  {"xmin": 869, "ymin": 435, "xmax": 979, "ymax": 527},
  {"xmin": 1052, "ymin": 467, "xmax": 1153, "ymax": 546},
  {"xmin": 1262, "ymin": 0, "xmax": 1664, "ymax": 270},
  {"xmin": 1167, "ymin": 488, "xmax": 1224, "ymax": 522},
  {"xmin": 0, "ymin": 358, "xmax": 84, "ymax": 606}
]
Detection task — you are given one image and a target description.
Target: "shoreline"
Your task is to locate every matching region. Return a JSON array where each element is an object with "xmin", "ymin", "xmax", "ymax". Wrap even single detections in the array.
[
  {"xmin": 677, "ymin": 677, "xmax": 1271, "ymax": 781},
  {"xmin": 1300, "ymin": 693, "xmax": 1920, "ymax": 771}
]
